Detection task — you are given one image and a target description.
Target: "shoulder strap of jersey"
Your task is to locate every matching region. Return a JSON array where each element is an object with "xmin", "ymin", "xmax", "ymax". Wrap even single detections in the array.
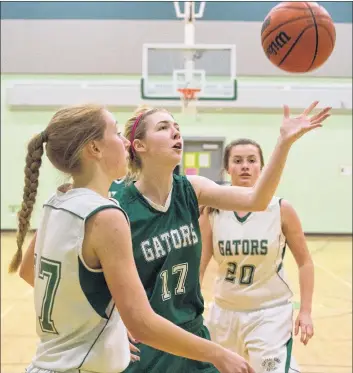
[{"xmin": 45, "ymin": 189, "xmax": 127, "ymax": 222}]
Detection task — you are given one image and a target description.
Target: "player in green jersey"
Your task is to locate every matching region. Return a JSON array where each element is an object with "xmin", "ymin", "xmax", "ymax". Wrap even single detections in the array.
[{"xmin": 109, "ymin": 102, "xmax": 330, "ymax": 373}]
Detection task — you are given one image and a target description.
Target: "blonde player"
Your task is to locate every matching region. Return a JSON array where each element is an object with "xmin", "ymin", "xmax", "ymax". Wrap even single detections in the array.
[
  {"xmin": 200, "ymin": 138, "xmax": 315, "ymax": 373},
  {"xmin": 12, "ymin": 104, "xmax": 267, "ymax": 373},
  {"xmin": 108, "ymin": 101, "xmax": 329, "ymax": 373}
]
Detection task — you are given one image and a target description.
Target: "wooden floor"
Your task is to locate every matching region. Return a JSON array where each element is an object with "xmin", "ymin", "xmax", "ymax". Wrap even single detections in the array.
[{"xmin": 1, "ymin": 232, "xmax": 352, "ymax": 373}]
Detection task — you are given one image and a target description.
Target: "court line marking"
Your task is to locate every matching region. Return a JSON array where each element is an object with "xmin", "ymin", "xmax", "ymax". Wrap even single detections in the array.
[
  {"xmin": 314, "ymin": 262, "xmax": 352, "ymax": 289},
  {"xmin": 312, "ymin": 239, "xmax": 352, "ymax": 289}
]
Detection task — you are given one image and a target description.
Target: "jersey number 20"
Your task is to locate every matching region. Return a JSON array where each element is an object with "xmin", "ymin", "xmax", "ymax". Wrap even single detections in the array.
[{"xmin": 225, "ymin": 262, "xmax": 255, "ymax": 285}]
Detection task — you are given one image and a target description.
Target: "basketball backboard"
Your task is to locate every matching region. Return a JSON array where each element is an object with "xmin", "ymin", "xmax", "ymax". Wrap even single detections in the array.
[{"xmin": 141, "ymin": 43, "xmax": 237, "ymax": 101}]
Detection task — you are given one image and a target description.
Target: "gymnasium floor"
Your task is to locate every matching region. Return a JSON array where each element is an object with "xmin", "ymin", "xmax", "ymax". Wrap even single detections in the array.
[{"xmin": 1, "ymin": 232, "xmax": 352, "ymax": 373}]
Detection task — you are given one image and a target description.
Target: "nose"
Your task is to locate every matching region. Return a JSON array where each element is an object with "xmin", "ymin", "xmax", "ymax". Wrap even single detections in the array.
[{"xmin": 172, "ymin": 127, "xmax": 181, "ymax": 140}]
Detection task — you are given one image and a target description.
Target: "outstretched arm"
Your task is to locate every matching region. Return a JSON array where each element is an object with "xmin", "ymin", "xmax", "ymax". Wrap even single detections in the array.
[{"xmin": 189, "ymin": 102, "xmax": 331, "ymax": 212}]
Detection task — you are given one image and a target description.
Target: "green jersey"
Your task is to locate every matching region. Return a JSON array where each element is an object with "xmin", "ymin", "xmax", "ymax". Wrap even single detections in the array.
[{"xmin": 109, "ymin": 175, "xmax": 204, "ymax": 326}]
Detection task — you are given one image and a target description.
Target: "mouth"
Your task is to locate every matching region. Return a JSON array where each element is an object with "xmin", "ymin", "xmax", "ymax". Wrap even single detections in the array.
[
  {"xmin": 172, "ymin": 142, "xmax": 183, "ymax": 150},
  {"xmin": 240, "ymin": 173, "xmax": 251, "ymax": 177}
]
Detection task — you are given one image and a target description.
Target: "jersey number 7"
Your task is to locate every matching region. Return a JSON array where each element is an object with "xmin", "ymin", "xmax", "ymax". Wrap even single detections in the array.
[{"xmin": 35, "ymin": 255, "xmax": 62, "ymax": 334}]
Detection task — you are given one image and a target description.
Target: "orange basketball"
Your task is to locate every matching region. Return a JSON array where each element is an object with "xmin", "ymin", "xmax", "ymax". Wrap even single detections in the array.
[{"xmin": 261, "ymin": 2, "xmax": 336, "ymax": 73}]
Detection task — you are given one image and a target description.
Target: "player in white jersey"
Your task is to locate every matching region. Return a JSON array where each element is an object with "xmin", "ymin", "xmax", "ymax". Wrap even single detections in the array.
[
  {"xmin": 11, "ymin": 104, "xmax": 275, "ymax": 373},
  {"xmin": 199, "ymin": 138, "xmax": 315, "ymax": 373}
]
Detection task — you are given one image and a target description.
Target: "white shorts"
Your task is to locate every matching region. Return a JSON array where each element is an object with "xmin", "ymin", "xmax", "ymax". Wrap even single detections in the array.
[{"xmin": 206, "ymin": 302, "xmax": 300, "ymax": 373}]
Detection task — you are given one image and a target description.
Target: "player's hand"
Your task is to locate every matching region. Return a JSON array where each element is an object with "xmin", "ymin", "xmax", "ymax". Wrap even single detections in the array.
[
  {"xmin": 279, "ymin": 101, "xmax": 331, "ymax": 145},
  {"xmin": 127, "ymin": 330, "xmax": 140, "ymax": 363},
  {"xmin": 295, "ymin": 310, "xmax": 314, "ymax": 345},
  {"xmin": 214, "ymin": 348, "xmax": 255, "ymax": 373}
]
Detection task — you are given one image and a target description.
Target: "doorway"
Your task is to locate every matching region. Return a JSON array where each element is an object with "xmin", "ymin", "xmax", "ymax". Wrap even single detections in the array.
[{"xmin": 179, "ymin": 137, "xmax": 226, "ymax": 184}]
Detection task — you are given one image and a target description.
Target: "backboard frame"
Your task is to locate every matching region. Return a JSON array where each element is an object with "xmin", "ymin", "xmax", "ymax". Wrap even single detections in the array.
[{"xmin": 141, "ymin": 43, "xmax": 237, "ymax": 101}]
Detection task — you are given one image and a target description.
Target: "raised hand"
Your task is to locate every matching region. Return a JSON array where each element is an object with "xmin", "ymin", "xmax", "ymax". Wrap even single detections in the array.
[{"xmin": 280, "ymin": 101, "xmax": 332, "ymax": 145}]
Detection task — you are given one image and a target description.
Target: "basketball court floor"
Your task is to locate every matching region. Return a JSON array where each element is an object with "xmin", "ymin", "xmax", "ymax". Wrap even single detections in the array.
[{"xmin": 1, "ymin": 232, "xmax": 351, "ymax": 373}]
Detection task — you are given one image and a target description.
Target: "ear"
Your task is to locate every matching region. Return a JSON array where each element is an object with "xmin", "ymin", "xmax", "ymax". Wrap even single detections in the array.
[
  {"xmin": 133, "ymin": 139, "xmax": 147, "ymax": 154},
  {"xmin": 223, "ymin": 163, "xmax": 230, "ymax": 175},
  {"xmin": 85, "ymin": 140, "xmax": 103, "ymax": 160}
]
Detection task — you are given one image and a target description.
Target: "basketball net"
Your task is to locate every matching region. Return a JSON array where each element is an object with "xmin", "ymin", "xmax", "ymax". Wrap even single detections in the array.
[{"xmin": 178, "ymin": 87, "xmax": 200, "ymax": 116}]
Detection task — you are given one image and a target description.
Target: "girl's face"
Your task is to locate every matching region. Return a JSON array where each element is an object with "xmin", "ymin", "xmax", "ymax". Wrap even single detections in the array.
[
  {"xmin": 136, "ymin": 111, "xmax": 183, "ymax": 168},
  {"xmin": 227, "ymin": 144, "xmax": 262, "ymax": 187}
]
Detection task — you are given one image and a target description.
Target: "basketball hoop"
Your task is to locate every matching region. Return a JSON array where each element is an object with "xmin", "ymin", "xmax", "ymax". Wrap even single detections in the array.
[{"xmin": 178, "ymin": 87, "xmax": 201, "ymax": 115}]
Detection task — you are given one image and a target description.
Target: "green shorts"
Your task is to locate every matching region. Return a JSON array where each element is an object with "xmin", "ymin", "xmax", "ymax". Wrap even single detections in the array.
[{"xmin": 123, "ymin": 315, "xmax": 219, "ymax": 373}]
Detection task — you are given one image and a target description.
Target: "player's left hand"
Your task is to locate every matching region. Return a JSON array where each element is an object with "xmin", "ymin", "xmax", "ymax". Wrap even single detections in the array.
[
  {"xmin": 280, "ymin": 101, "xmax": 332, "ymax": 145},
  {"xmin": 294, "ymin": 311, "xmax": 314, "ymax": 345},
  {"xmin": 127, "ymin": 330, "xmax": 140, "ymax": 362}
]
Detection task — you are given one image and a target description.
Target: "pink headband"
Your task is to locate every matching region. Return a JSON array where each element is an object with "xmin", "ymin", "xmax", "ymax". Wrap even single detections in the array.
[{"xmin": 130, "ymin": 113, "xmax": 143, "ymax": 157}]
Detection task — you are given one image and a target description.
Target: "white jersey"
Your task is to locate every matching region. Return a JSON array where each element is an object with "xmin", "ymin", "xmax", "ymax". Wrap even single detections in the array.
[
  {"xmin": 31, "ymin": 188, "xmax": 130, "ymax": 373},
  {"xmin": 209, "ymin": 197, "xmax": 293, "ymax": 311}
]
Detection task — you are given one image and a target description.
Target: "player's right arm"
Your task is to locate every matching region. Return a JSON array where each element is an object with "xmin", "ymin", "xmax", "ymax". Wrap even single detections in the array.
[
  {"xmin": 86, "ymin": 208, "xmax": 254, "ymax": 373},
  {"xmin": 19, "ymin": 232, "xmax": 36, "ymax": 287},
  {"xmin": 199, "ymin": 208, "xmax": 214, "ymax": 285}
]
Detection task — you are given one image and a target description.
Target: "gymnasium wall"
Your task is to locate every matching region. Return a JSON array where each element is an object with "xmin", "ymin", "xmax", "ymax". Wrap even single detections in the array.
[
  {"xmin": 1, "ymin": 1, "xmax": 352, "ymax": 77},
  {"xmin": 1, "ymin": 74, "xmax": 352, "ymax": 234},
  {"xmin": 1, "ymin": 2, "xmax": 352, "ymax": 234}
]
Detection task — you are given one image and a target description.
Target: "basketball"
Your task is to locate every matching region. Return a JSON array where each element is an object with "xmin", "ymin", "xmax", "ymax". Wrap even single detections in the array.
[{"xmin": 261, "ymin": 2, "xmax": 336, "ymax": 73}]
